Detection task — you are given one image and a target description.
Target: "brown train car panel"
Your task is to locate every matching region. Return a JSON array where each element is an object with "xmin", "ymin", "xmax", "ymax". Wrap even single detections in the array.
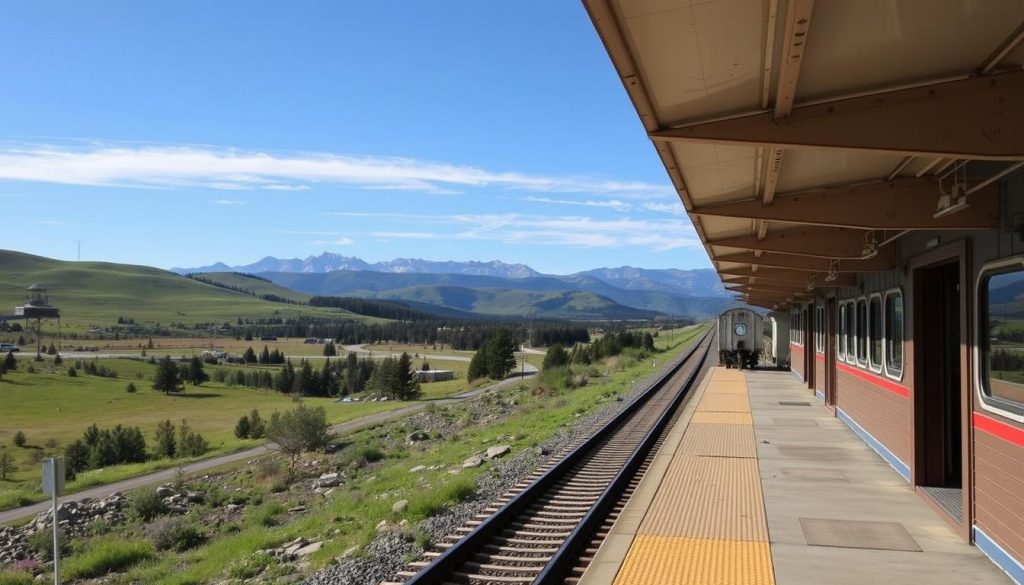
[
  {"xmin": 972, "ymin": 411, "xmax": 1024, "ymax": 569},
  {"xmin": 835, "ymin": 364, "xmax": 911, "ymax": 468},
  {"xmin": 791, "ymin": 344, "xmax": 805, "ymax": 382}
]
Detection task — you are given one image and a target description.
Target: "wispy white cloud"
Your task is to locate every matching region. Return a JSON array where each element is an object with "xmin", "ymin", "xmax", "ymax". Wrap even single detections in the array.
[
  {"xmin": 524, "ymin": 196, "xmax": 633, "ymax": 212},
  {"xmin": 641, "ymin": 201, "xmax": 685, "ymax": 215},
  {"xmin": 213, "ymin": 198, "xmax": 245, "ymax": 205},
  {"xmin": 368, "ymin": 231, "xmax": 438, "ymax": 239},
  {"xmin": 0, "ymin": 142, "xmax": 673, "ymax": 198},
  {"xmin": 311, "ymin": 237, "xmax": 354, "ymax": 246},
  {"xmin": 36, "ymin": 219, "xmax": 69, "ymax": 226}
]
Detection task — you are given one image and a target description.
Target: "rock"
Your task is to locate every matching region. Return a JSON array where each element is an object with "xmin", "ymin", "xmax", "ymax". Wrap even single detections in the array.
[
  {"xmin": 486, "ymin": 445, "xmax": 511, "ymax": 459},
  {"xmin": 409, "ymin": 465, "xmax": 426, "ymax": 473},
  {"xmin": 375, "ymin": 520, "xmax": 389, "ymax": 532},
  {"xmin": 340, "ymin": 545, "xmax": 359, "ymax": 559},
  {"xmin": 398, "ymin": 519, "xmax": 410, "ymax": 529},
  {"xmin": 226, "ymin": 504, "xmax": 242, "ymax": 513},
  {"xmin": 288, "ymin": 506, "xmax": 306, "ymax": 513},
  {"xmin": 294, "ymin": 541, "xmax": 323, "ymax": 557},
  {"xmin": 406, "ymin": 430, "xmax": 429, "ymax": 442},
  {"xmin": 316, "ymin": 472, "xmax": 342, "ymax": 488},
  {"xmin": 155, "ymin": 486, "xmax": 175, "ymax": 498},
  {"xmin": 462, "ymin": 455, "xmax": 483, "ymax": 469},
  {"xmin": 391, "ymin": 500, "xmax": 408, "ymax": 513},
  {"xmin": 185, "ymin": 491, "xmax": 205, "ymax": 503}
]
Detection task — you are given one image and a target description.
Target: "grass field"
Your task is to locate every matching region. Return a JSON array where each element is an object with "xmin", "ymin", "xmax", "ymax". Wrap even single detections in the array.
[
  {"xmin": 0, "ymin": 359, "xmax": 405, "ymax": 510},
  {"xmin": 0, "ymin": 250, "xmax": 372, "ymax": 337}
]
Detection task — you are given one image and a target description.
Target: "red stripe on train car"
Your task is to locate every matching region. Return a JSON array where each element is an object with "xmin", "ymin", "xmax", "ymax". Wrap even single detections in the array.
[
  {"xmin": 836, "ymin": 362, "xmax": 909, "ymax": 398},
  {"xmin": 974, "ymin": 412, "xmax": 1024, "ymax": 448},
  {"xmin": 815, "ymin": 353, "xmax": 825, "ymax": 361}
]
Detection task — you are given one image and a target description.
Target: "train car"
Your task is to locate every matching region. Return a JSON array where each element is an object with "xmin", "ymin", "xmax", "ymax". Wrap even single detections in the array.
[{"xmin": 718, "ymin": 308, "xmax": 762, "ymax": 369}]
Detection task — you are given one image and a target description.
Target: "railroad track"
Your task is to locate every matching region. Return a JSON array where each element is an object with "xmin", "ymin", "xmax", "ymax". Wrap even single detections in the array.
[{"xmin": 382, "ymin": 328, "xmax": 715, "ymax": 585}]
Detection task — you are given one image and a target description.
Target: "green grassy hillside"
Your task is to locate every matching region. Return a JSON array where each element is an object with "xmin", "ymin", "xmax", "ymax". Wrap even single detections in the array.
[
  {"xmin": 376, "ymin": 285, "xmax": 659, "ymax": 319},
  {"xmin": 192, "ymin": 272, "xmax": 312, "ymax": 303},
  {"xmin": 0, "ymin": 250, "xmax": 368, "ymax": 335}
]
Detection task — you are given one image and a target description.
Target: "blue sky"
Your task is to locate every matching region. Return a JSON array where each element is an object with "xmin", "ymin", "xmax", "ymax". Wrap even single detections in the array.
[{"xmin": 0, "ymin": 1, "xmax": 706, "ymax": 274}]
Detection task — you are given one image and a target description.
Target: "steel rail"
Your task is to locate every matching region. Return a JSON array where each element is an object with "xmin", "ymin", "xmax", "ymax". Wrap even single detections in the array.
[{"xmin": 401, "ymin": 327, "xmax": 714, "ymax": 585}]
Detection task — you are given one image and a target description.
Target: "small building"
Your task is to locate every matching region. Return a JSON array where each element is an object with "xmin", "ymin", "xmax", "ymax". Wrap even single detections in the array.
[{"xmin": 415, "ymin": 369, "xmax": 454, "ymax": 383}]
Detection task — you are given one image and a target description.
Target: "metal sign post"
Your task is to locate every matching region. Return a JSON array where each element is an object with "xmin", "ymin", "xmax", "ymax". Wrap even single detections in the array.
[{"xmin": 42, "ymin": 457, "xmax": 64, "ymax": 585}]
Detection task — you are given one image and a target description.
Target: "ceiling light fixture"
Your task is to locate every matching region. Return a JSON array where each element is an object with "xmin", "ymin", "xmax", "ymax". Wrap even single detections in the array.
[{"xmin": 935, "ymin": 161, "xmax": 969, "ymax": 218}]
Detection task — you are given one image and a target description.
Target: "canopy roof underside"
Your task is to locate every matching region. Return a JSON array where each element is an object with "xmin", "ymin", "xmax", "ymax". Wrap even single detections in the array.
[{"xmin": 586, "ymin": 0, "xmax": 1024, "ymax": 308}]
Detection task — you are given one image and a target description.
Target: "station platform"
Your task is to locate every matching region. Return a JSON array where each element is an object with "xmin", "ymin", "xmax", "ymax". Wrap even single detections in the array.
[{"xmin": 580, "ymin": 367, "xmax": 1015, "ymax": 585}]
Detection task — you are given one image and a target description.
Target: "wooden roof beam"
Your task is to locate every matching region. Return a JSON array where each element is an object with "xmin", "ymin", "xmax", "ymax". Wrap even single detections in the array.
[
  {"xmin": 650, "ymin": 71, "xmax": 1024, "ymax": 160},
  {"xmin": 694, "ymin": 178, "xmax": 998, "ymax": 230},
  {"xmin": 715, "ymin": 250, "xmax": 895, "ymax": 272},
  {"xmin": 720, "ymin": 268, "xmax": 857, "ymax": 287},
  {"xmin": 710, "ymin": 226, "xmax": 896, "ymax": 260}
]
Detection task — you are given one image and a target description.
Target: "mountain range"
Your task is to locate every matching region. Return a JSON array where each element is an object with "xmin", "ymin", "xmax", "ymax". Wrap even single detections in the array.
[{"xmin": 172, "ymin": 252, "xmax": 737, "ymax": 319}]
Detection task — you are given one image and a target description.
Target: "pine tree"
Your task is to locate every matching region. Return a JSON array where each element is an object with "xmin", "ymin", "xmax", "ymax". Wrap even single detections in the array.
[
  {"xmin": 323, "ymin": 341, "xmax": 337, "ymax": 356},
  {"xmin": 395, "ymin": 352, "xmax": 421, "ymax": 400},
  {"xmin": 276, "ymin": 361, "xmax": 296, "ymax": 393},
  {"xmin": 248, "ymin": 409, "xmax": 265, "ymax": 438},
  {"xmin": 260, "ymin": 345, "xmax": 272, "ymax": 365},
  {"xmin": 153, "ymin": 356, "xmax": 183, "ymax": 395},
  {"xmin": 542, "ymin": 345, "xmax": 569, "ymax": 370},
  {"xmin": 235, "ymin": 415, "xmax": 251, "ymax": 439},
  {"xmin": 642, "ymin": 332, "xmax": 656, "ymax": 352},
  {"xmin": 186, "ymin": 356, "xmax": 208, "ymax": 386},
  {"xmin": 487, "ymin": 328, "xmax": 517, "ymax": 379},
  {"xmin": 154, "ymin": 420, "xmax": 176, "ymax": 458},
  {"xmin": 320, "ymin": 358, "xmax": 339, "ymax": 396},
  {"xmin": 468, "ymin": 348, "xmax": 488, "ymax": 380},
  {"xmin": 64, "ymin": 439, "xmax": 90, "ymax": 474},
  {"xmin": 296, "ymin": 360, "xmax": 315, "ymax": 395},
  {"xmin": 243, "ymin": 347, "xmax": 257, "ymax": 363},
  {"xmin": 0, "ymin": 451, "xmax": 14, "ymax": 481},
  {"xmin": 3, "ymin": 352, "xmax": 16, "ymax": 372}
]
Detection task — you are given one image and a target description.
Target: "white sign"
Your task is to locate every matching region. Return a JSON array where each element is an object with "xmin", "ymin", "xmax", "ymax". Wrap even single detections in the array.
[{"xmin": 42, "ymin": 458, "xmax": 65, "ymax": 497}]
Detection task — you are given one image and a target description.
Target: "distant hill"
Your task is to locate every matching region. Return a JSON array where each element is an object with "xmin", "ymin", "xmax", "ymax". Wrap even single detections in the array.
[
  {"xmin": 0, "ymin": 250, "xmax": 368, "ymax": 334},
  {"xmin": 261, "ymin": 270, "xmax": 737, "ymax": 319},
  {"xmin": 374, "ymin": 285, "xmax": 659, "ymax": 320}
]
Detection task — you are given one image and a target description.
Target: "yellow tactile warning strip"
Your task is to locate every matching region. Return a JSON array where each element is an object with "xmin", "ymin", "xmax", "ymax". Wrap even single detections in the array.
[
  {"xmin": 697, "ymin": 393, "xmax": 751, "ymax": 413},
  {"xmin": 614, "ymin": 536, "xmax": 774, "ymax": 585},
  {"xmin": 678, "ymin": 423, "xmax": 757, "ymax": 458},
  {"xmin": 691, "ymin": 411, "xmax": 753, "ymax": 425},
  {"xmin": 638, "ymin": 456, "xmax": 766, "ymax": 540},
  {"xmin": 613, "ymin": 367, "xmax": 775, "ymax": 585}
]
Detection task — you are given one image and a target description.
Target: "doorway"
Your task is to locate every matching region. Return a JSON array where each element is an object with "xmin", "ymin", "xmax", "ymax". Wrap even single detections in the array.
[
  {"xmin": 804, "ymin": 305, "xmax": 815, "ymax": 390},
  {"xmin": 914, "ymin": 259, "xmax": 964, "ymax": 523},
  {"xmin": 826, "ymin": 298, "xmax": 837, "ymax": 406}
]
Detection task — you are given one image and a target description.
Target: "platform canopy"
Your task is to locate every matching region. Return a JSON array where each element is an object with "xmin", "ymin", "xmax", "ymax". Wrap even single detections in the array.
[{"xmin": 585, "ymin": 0, "xmax": 1024, "ymax": 308}]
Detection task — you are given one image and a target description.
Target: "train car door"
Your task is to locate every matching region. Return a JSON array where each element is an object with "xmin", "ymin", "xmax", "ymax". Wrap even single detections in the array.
[
  {"xmin": 826, "ymin": 297, "xmax": 837, "ymax": 406},
  {"xmin": 912, "ymin": 243, "xmax": 971, "ymax": 539}
]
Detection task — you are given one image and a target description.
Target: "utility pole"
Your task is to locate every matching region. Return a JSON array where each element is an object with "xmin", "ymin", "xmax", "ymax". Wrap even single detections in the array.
[{"xmin": 76, "ymin": 241, "xmax": 81, "ymax": 262}]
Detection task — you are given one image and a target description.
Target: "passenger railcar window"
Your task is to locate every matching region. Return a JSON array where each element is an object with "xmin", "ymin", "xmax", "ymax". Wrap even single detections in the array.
[
  {"xmin": 838, "ymin": 304, "xmax": 847, "ymax": 360},
  {"xmin": 885, "ymin": 292, "xmax": 903, "ymax": 378},
  {"xmin": 869, "ymin": 296, "xmax": 882, "ymax": 371},
  {"xmin": 856, "ymin": 299, "xmax": 867, "ymax": 365},
  {"xmin": 981, "ymin": 268, "xmax": 1024, "ymax": 415},
  {"xmin": 844, "ymin": 301, "xmax": 854, "ymax": 363},
  {"xmin": 735, "ymin": 323, "xmax": 747, "ymax": 336}
]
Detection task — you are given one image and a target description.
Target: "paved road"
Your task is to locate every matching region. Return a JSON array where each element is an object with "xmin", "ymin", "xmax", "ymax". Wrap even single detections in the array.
[{"xmin": 0, "ymin": 372, "xmax": 535, "ymax": 526}]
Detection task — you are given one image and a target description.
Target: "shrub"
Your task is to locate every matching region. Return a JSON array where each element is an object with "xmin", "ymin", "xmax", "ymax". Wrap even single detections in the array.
[
  {"xmin": 63, "ymin": 539, "xmax": 153, "ymax": 579},
  {"xmin": 27, "ymin": 527, "xmax": 67, "ymax": 561},
  {"xmin": 234, "ymin": 415, "xmax": 251, "ymax": 439},
  {"xmin": 0, "ymin": 571, "xmax": 34, "ymax": 585},
  {"xmin": 227, "ymin": 551, "xmax": 276, "ymax": 579},
  {"xmin": 12, "ymin": 432, "xmax": 25, "ymax": 448},
  {"xmin": 131, "ymin": 488, "xmax": 166, "ymax": 521},
  {"xmin": 43, "ymin": 438, "xmax": 57, "ymax": 449},
  {"xmin": 125, "ymin": 382, "xmax": 137, "ymax": 393},
  {"xmin": 148, "ymin": 517, "xmax": 204, "ymax": 551},
  {"xmin": 67, "ymin": 366, "xmax": 77, "ymax": 377},
  {"xmin": 250, "ymin": 502, "xmax": 286, "ymax": 527},
  {"xmin": 178, "ymin": 420, "xmax": 208, "ymax": 457},
  {"xmin": 266, "ymin": 405, "xmax": 330, "ymax": 473}
]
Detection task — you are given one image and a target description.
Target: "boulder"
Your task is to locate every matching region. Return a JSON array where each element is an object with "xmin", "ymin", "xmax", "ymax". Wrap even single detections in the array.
[
  {"xmin": 316, "ymin": 472, "xmax": 342, "ymax": 488},
  {"xmin": 392, "ymin": 499, "xmax": 409, "ymax": 513},
  {"xmin": 462, "ymin": 456, "xmax": 483, "ymax": 469},
  {"xmin": 155, "ymin": 486, "xmax": 176, "ymax": 498},
  {"xmin": 375, "ymin": 520, "xmax": 389, "ymax": 532},
  {"xmin": 409, "ymin": 465, "xmax": 426, "ymax": 473},
  {"xmin": 294, "ymin": 541, "xmax": 322, "ymax": 557},
  {"xmin": 486, "ymin": 445, "xmax": 511, "ymax": 459}
]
